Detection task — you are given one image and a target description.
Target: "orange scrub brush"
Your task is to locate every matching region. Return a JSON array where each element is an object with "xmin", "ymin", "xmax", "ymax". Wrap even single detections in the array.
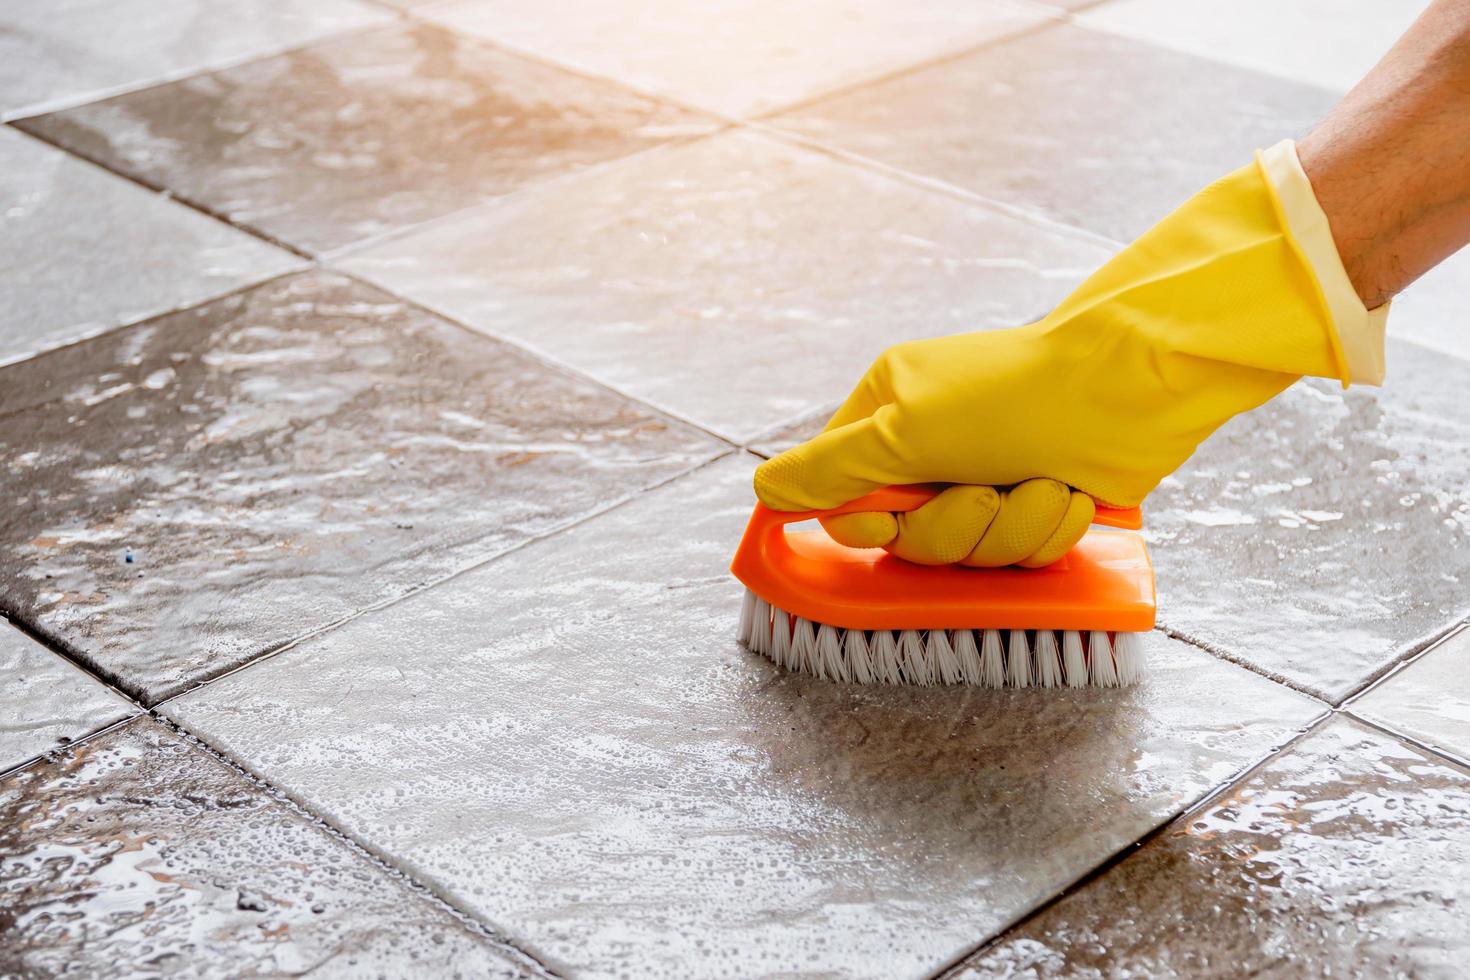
[{"xmin": 731, "ymin": 486, "xmax": 1156, "ymax": 688}]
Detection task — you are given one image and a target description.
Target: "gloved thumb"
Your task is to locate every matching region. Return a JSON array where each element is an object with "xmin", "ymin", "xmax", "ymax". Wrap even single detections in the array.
[{"xmin": 753, "ymin": 410, "xmax": 906, "ymax": 511}]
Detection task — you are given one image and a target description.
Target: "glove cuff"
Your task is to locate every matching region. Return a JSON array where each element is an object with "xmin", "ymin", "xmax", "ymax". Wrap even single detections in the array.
[{"xmin": 1257, "ymin": 139, "xmax": 1389, "ymax": 386}]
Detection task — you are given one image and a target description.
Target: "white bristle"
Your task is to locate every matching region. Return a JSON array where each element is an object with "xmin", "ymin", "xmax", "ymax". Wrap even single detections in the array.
[
  {"xmin": 954, "ymin": 629, "xmax": 983, "ymax": 684},
  {"xmin": 872, "ymin": 630, "xmax": 902, "ymax": 684},
  {"xmin": 1035, "ymin": 630, "xmax": 1063, "ymax": 688},
  {"xmin": 1007, "ymin": 629, "xmax": 1032, "ymax": 687},
  {"xmin": 738, "ymin": 600, "xmax": 1147, "ymax": 690},
  {"xmin": 1063, "ymin": 630, "xmax": 1088, "ymax": 688},
  {"xmin": 737, "ymin": 589, "xmax": 757, "ymax": 644},
  {"xmin": 815, "ymin": 624, "xmax": 843, "ymax": 681},
  {"xmin": 928, "ymin": 630, "xmax": 962, "ymax": 685},
  {"xmin": 980, "ymin": 629, "xmax": 1006, "ymax": 688},
  {"xmin": 749, "ymin": 596, "xmax": 771, "ymax": 655},
  {"xmin": 790, "ymin": 616, "xmax": 816, "ymax": 673},
  {"xmin": 899, "ymin": 630, "xmax": 931, "ymax": 685},
  {"xmin": 769, "ymin": 607, "xmax": 791, "ymax": 668},
  {"xmin": 1089, "ymin": 630, "xmax": 1119, "ymax": 687},
  {"xmin": 1113, "ymin": 632, "xmax": 1147, "ymax": 686},
  {"xmin": 845, "ymin": 629, "xmax": 875, "ymax": 684}
]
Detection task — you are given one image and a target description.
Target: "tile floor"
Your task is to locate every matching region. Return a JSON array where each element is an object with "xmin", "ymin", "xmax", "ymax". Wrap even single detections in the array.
[{"xmin": 3, "ymin": 2, "xmax": 1469, "ymax": 976}]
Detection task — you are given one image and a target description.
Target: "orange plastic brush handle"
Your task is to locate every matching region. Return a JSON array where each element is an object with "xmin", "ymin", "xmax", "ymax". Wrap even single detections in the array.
[{"xmin": 729, "ymin": 485, "xmax": 1155, "ymax": 632}]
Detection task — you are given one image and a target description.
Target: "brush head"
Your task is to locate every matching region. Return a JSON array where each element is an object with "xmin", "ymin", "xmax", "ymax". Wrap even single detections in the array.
[{"xmin": 731, "ymin": 485, "xmax": 1157, "ymax": 688}]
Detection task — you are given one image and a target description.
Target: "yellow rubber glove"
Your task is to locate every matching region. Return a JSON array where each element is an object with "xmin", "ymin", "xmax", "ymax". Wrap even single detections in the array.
[{"xmin": 755, "ymin": 141, "xmax": 1388, "ymax": 564}]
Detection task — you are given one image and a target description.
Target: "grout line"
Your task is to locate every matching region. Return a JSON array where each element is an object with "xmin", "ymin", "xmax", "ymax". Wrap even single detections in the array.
[
  {"xmin": 327, "ymin": 265, "xmax": 746, "ymax": 449},
  {"xmin": 1335, "ymin": 617, "xmax": 1470, "ymax": 706},
  {"xmin": 148, "ymin": 713, "xmax": 562, "ymax": 978},
  {"xmin": 1151, "ymin": 621, "xmax": 1331, "ymax": 702},
  {"xmin": 149, "ymin": 449, "xmax": 737, "ymax": 709},
  {"xmin": 0, "ymin": 15, "xmax": 403, "ymax": 124},
  {"xmin": 745, "ymin": 3, "xmax": 1064, "ymax": 126},
  {"xmin": 1342, "ymin": 708, "xmax": 1470, "ymax": 774},
  {"xmin": 929, "ymin": 706, "xmax": 1336, "ymax": 978},
  {"xmin": 0, "ymin": 713, "xmax": 141, "ymax": 782}
]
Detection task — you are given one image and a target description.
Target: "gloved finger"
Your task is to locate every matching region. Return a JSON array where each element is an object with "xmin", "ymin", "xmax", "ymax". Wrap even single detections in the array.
[
  {"xmin": 822, "ymin": 350, "xmax": 896, "ymax": 431},
  {"xmin": 753, "ymin": 407, "xmax": 904, "ymax": 511},
  {"xmin": 1016, "ymin": 491, "xmax": 1095, "ymax": 568},
  {"xmin": 819, "ymin": 512, "xmax": 899, "ymax": 549},
  {"xmin": 886, "ymin": 484, "xmax": 1001, "ymax": 565},
  {"xmin": 962, "ymin": 478, "xmax": 1071, "ymax": 567}
]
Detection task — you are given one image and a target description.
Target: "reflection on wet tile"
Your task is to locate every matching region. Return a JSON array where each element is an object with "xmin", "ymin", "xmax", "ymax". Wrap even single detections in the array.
[
  {"xmin": 423, "ymin": 0, "xmax": 1048, "ymax": 118},
  {"xmin": 0, "ymin": 718, "xmax": 534, "ymax": 978},
  {"xmin": 770, "ymin": 22, "xmax": 1335, "ymax": 241},
  {"xmin": 169, "ymin": 456, "xmax": 1319, "ymax": 979},
  {"xmin": 955, "ymin": 716, "xmax": 1470, "ymax": 978},
  {"xmin": 20, "ymin": 24, "xmax": 716, "ymax": 255},
  {"xmin": 1080, "ymin": 0, "xmax": 1429, "ymax": 92},
  {"xmin": 1355, "ymin": 626, "xmax": 1470, "ymax": 763},
  {"xmin": 0, "ymin": 0, "xmax": 388, "ymax": 119},
  {"xmin": 1146, "ymin": 340, "xmax": 1470, "ymax": 702},
  {"xmin": 0, "ymin": 621, "xmax": 132, "ymax": 775},
  {"xmin": 341, "ymin": 130, "xmax": 1110, "ymax": 442},
  {"xmin": 0, "ymin": 270, "xmax": 720, "ymax": 704},
  {"xmin": 0, "ymin": 128, "xmax": 301, "ymax": 366}
]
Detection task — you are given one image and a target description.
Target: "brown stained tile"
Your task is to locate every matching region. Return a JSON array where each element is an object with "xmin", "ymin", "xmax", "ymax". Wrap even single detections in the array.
[
  {"xmin": 0, "ymin": 622, "xmax": 133, "ymax": 775},
  {"xmin": 770, "ymin": 21, "xmax": 1336, "ymax": 241},
  {"xmin": 1354, "ymin": 626, "xmax": 1470, "ymax": 764},
  {"xmin": 0, "ymin": 128, "xmax": 301, "ymax": 365},
  {"xmin": 954, "ymin": 716, "xmax": 1470, "ymax": 978},
  {"xmin": 0, "ymin": 270, "xmax": 722, "ymax": 704},
  {"xmin": 18, "ymin": 23, "xmax": 716, "ymax": 256},
  {"xmin": 0, "ymin": 0, "xmax": 389, "ymax": 120},
  {"xmin": 423, "ymin": 0, "xmax": 1049, "ymax": 119},
  {"xmin": 168, "ymin": 456, "xmax": 1319, "ymax": 979},
  {"xmin": 0, "ymin": 718, "xmax": 535, "ymax": 978},
  {"xmin": 340, "ymin": 129, "xmax": 1112, "ymax": 442},
  {"xmin": 1145, "ymin": 340, "xmax": 1470, "ymax": 702}
]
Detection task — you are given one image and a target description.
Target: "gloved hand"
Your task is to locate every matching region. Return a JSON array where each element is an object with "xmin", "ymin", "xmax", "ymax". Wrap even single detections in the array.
[{"xmin": 755, "ymin": 140, "xmax": 1387, "ymax": 565}]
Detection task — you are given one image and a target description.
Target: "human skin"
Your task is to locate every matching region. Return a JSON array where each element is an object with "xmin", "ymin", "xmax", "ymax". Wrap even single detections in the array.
[{"xmin": 1298, "ymin": 0, "xmax": 1470, "ymax": 308}]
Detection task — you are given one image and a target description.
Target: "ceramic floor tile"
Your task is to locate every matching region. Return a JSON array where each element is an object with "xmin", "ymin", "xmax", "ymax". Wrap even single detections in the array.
[
  {"xmin": 0, "ymin": 717, "xmax": 535, "ymax": 978},
  {"xmin": 1080, "ymin": 0, "xmax": 1430, "ymax": 93},
  {"xmin": 955, "ymin": 715, "xmax": 1470, "ymax": 978},
  {"xmin": 421, "ymin": 0, "xmax": 1049, "ymax": 118},
  {"xmin": 0, "ymin": 128, "xmax": 301, "ymax": 366},
  {"xmin": 770, "ymin": 21, "xmax": 1336, "ymax": 242},
  {"xmin": 0, "ymin": 0, "xmax": 389, "ymax": 119},
  {"xmin": 339, "ymin": 130, "xmax": 1112, "ymax": 442},
  {"xmin": 0, "ymin": 270, "xmax": 721, "ymax": 705},
  {"xmin": 1354, "ymin": 626, "xmax": 1470, "ymax": 764},
  {"xmin": 168, "ymin": 455, "xmax": 1320, "ymax": 979},
  {"xmin": 19, "ymin": 24, "xmax": 717, "ymax": 256},
  {"xmin": 0, "ymin": 621, "xmax": 133, "ymax": 775},
  {"xmin": 1145, "ymin": 340, "xmax": 1470, "ymax": 703}
]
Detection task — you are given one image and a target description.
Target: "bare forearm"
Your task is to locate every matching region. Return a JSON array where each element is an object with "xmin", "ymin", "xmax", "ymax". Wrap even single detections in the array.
[{"xmin": 1297, "ymin": 0, "xmax": 1470, "ymax": 308}]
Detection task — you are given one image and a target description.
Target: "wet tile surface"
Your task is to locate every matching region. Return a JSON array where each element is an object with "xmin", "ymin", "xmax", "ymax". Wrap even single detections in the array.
[
  {"xmin": 0, "ymin": 0, "xmax": 388, "ymax": 120},
  {"xmin": 169, "ymin": 456, "xmax": 1320, "ymax": 979},
  {"xmin": 1355, "ymin": 627, "xmax": 1470, "ymax": 764},
  {"xmin": 0, "ymin": 128, "xmax": 301, "ymax": 366},
  {"xmin": 1146, "ymin": 340, "xmax": 1470, "ymax": 703},
  {"xmin": 0, "ymin": 270, "xmax": 721, "ymax": 705},
  {"xmin": 1390, "ymin": 247, "xmax": 1470, "ymax": 364},
  {"xmin": 340, "ymin": 130, "xmax": 1111, "ymax": 442},
  {"xmin": 0, "ymin": 621, "xmax": 132, "ymax": 775},
  {"xmin": 770, "ymin": 22, "xmax": 1335, "ymax": 241},
  {"xmin": 1080, "ymin": 0, "xmax": 1429, "ymax": 92},
  {"xmin": 423, "ymin": 0, "xmax": 1049, "ymax": 118},
  {"xmin": 955, "ymin": 715, "xmax": 1470, "ymax": 978},
  {"xmin": 19, "ymin": 24, "xmax": 717, "ymax": 255},
  {"xmin": 0, "ymin": 717, "xmax": 535, "ymax": 979}
]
